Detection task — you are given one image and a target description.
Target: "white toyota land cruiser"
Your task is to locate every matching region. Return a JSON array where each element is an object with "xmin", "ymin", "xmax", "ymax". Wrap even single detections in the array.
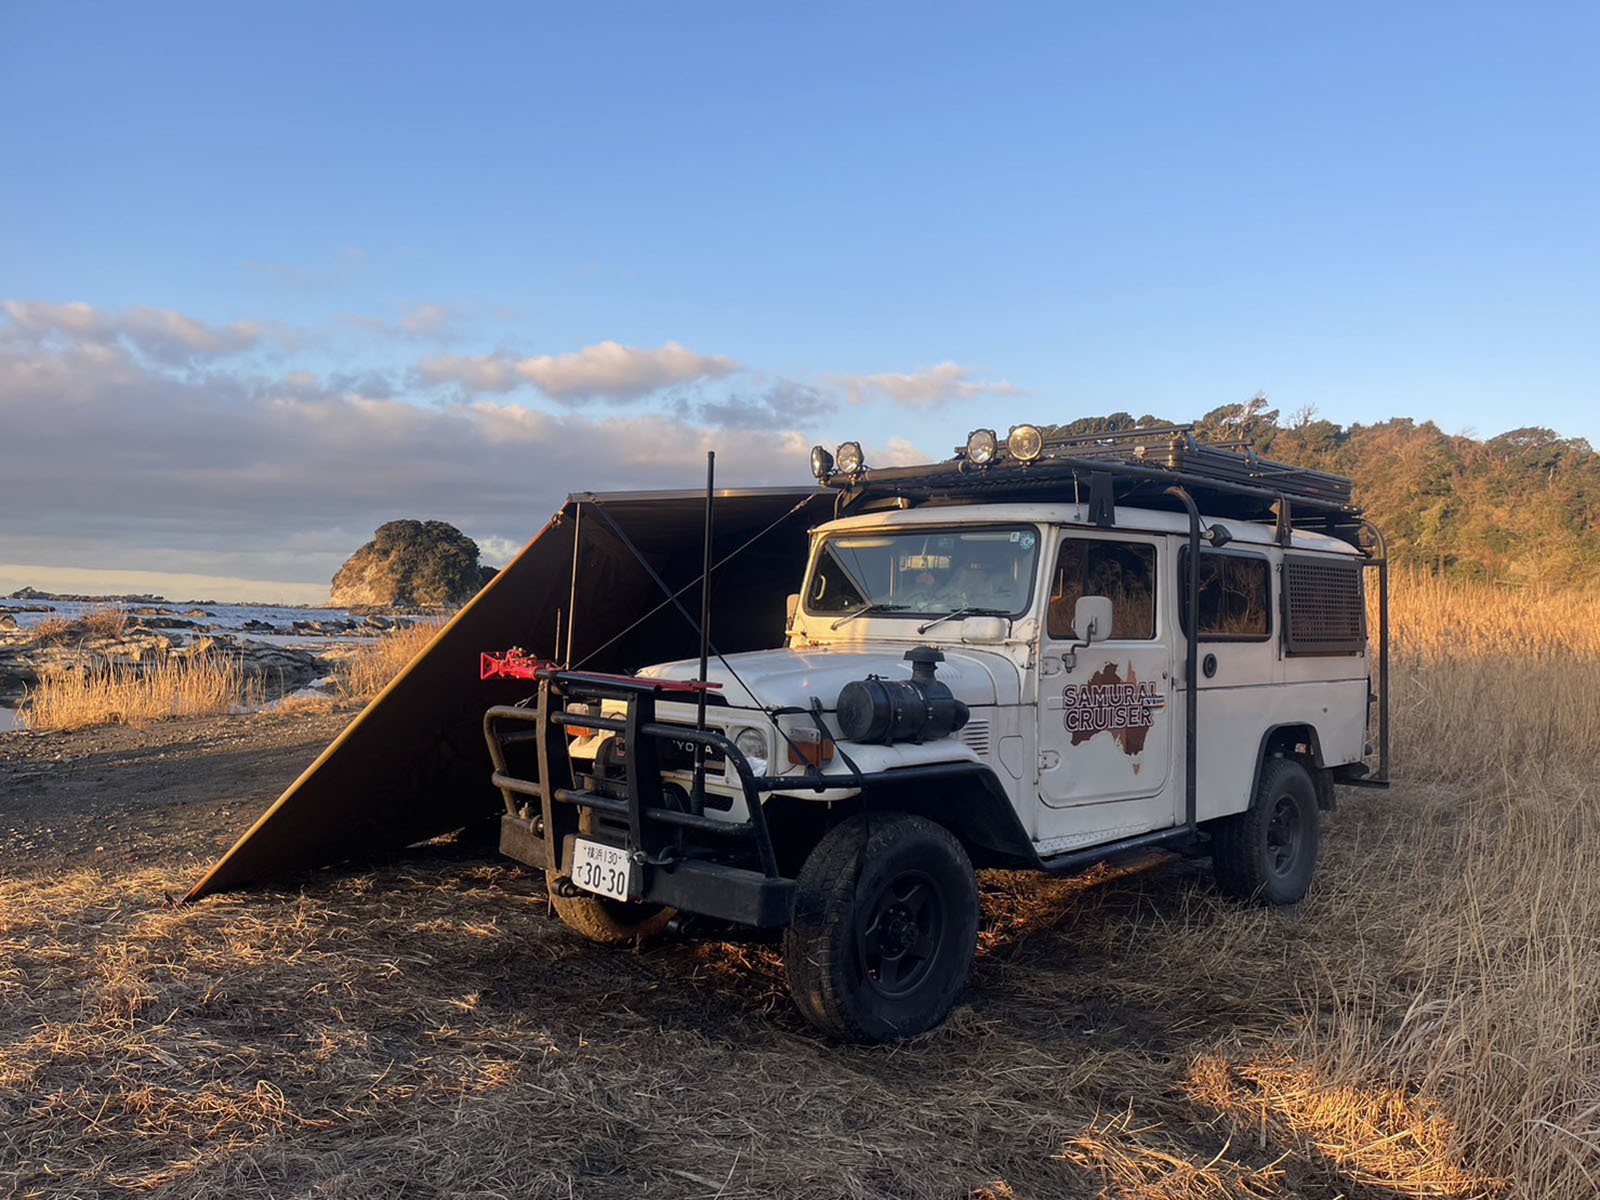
[{"xmin": 485, "ymin": 423, "xmax": 1390, "ymax": 1042}]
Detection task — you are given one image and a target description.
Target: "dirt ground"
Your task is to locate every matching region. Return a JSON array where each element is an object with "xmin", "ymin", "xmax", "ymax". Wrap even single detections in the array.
[{"xmin": 0, "ymin": 712, "xmax": 1442, "ymax": 1199}]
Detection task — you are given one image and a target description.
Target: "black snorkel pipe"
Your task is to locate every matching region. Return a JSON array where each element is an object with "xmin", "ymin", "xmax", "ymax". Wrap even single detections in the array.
[{"xmin": 1165, "ymin": 485, "xmax": 1201, "ymax": 831}]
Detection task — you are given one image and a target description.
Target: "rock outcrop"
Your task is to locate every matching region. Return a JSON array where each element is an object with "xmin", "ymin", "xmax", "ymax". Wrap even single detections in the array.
[{"xmin": 329, "ymin": 520, "xmax": 483, "ymax": 608}]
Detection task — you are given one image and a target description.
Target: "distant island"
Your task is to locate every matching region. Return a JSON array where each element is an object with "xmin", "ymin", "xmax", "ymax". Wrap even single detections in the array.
[
  {"xmin": 9, "ymin": 586, "xmax": 187, "ymax": 605},
  {"xmin": 330, "ymin": 519, "xmax": 497, "ymax": 608}
]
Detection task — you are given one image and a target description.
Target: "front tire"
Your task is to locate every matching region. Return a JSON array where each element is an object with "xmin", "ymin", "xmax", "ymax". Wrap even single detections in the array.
[
  {"xmin": 545, "ymin": 871, "xmax": 675, "ymax": 945},
  {"xmin": 1211, "ymin": 757, "xmax": 1321, "ymax": 905},
  {"xmin": 783, "ymin": 813, "xmax": 979, "ymax": 1043}
]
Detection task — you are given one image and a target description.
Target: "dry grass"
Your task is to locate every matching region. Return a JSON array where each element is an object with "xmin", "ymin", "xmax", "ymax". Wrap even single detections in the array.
[
  {"xmin": 1059, "ymin": 1106, "xmax": 1284, "ymax": 1199},
  {"xmin": 268, "ymin": 691, "xmax": 338, "ymax": 717},
  {"xmin": 20, "ymin": 653, "xmax": 264, "ymax": 732},
  {"xmin": 2, "ymin": 578, "xmax": 1598, "ymax": 1196},
  {"xmin": 25, "ymin": 615, "xmax": 75, "ymax": 642},
  {"xmin": 334, "ymin": 620, "xmax": 440, "ymax": 700},
  {"xmin": 26, "ymin": 606, "xmax": 128, "ymax": 644}
]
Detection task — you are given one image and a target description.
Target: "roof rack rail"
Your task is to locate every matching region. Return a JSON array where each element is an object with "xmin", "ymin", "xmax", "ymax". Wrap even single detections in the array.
[{"xmin": 819, "ymin": 422, "xmax": 1365, "ymax": 547}]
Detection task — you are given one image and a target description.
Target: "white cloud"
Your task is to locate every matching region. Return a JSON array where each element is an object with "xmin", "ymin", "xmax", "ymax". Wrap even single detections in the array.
[
  {"xmin": 400, "ymin": 303, "xmax": 456, "ymax": 336},
  {"xmin": 1, "ymin": 298, "xmax": 266, "ymax": 363},
  {"xmin": 879, "ymin": 437, "xmax": 930, "ymax": 466},
  {"xmin": 829, "ymin": 361, "xmax": 1021, "ymax": 409},
  {"xmin": 339, "ymin": 302, "xmax": 460, "ymax": 340},
  {"xmin": 475, "ymin": 535, "xmax": 527, "ymax": 568},
  {"xmin": 418, "ymin": 340, "xmax": 742, "ymax": 402},
  {"xmin": 0, "ymin": 335, "xmax": 809, "ymax": 595}
]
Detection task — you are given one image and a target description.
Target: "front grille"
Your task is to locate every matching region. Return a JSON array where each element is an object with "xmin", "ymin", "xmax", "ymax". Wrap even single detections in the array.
[
  {"xmin": 1283, "ymin": 555, "xmax": 1366, "ymax": 656},
  {"xmin": 960, "ymin": 720, "xmax": 991, "ymax": 755}
]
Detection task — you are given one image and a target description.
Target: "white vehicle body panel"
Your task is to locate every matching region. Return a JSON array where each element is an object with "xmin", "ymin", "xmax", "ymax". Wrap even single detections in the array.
[{"xmin": 605, "ymin": 500, "xmax": 1370, "ymax": 860}]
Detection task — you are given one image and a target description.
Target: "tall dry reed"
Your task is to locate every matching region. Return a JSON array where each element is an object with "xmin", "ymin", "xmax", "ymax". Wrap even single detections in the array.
[
  {"xmin": 334, "ymin": 621, "xmax": 441, "ymax": 700},
  {"xmin": 1301, "ymin": 576, "xmax": 1600, "ymax": 1196},
  {"xmin": 21, "ymin": 653, "xmax": 263, "ymax": 732},
  {"xmin": 26, "ymin": 606, "xmax": 128, "ymax": 644}
]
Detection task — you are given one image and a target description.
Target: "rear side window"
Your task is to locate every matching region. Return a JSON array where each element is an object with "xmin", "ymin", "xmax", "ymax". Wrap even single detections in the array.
[
  {"xmin": 1180, "ymin": 550, "xmax": 1272, "ymax": 640},
  {"xmin": 1283, "ymin": 554, "xmax": 1366, "ymax": 655},
  {"xmin": 1048, "ymin": 539, "xmax": 1157, "ymax": 640}
]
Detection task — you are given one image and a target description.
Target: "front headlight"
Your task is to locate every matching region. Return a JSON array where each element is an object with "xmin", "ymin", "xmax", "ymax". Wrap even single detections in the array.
[{"xmin": 734, "ymin": 727, "xmax": 769, "ymax": 774}]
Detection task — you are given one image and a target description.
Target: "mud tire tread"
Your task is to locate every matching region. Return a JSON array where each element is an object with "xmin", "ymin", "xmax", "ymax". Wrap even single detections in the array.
[{"xmin": 1211, "ymin": 757, "xmax": 1321, "ymax": 905}]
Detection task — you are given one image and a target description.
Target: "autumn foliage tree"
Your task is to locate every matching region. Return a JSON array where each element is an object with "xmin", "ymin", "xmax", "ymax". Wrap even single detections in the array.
[{"xmin": 1040, "ymin": 402, "xmax": 1600, "ymax": 585}]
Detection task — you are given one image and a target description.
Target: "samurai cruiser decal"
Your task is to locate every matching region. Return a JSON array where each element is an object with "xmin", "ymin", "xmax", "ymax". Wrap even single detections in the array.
[{"xmin": 1063, "ymin": 662, "xmax": 1165, "ymax": 755}]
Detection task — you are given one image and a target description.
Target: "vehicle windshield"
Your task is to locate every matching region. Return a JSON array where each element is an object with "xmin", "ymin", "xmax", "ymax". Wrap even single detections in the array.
[{"xmin": 804, "ymin": 525, "xmax": 1041, "ymax": 620}]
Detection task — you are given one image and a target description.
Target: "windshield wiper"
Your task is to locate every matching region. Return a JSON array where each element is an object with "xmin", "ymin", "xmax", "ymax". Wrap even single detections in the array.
[
  {"xmin": 830, "ymin": 602, "xmax": 908, "ymax": 630},
  {"xmin": 916, "ymin": 606, "xmax": 1010, "ymax": 634}
]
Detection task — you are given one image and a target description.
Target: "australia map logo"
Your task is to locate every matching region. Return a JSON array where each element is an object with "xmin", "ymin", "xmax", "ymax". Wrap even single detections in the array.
[{"xmin": 1063, "ymin": 662, "xmax": 1164, "ymax": 756}]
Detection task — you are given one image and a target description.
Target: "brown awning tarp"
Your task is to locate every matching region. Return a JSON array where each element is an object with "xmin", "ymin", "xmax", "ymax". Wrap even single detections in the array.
[{"xmin": 185, "ymin": 486, "xmax": 827, "ymax": 901}]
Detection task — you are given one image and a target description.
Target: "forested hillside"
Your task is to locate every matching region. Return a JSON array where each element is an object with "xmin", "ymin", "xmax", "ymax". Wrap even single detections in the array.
[{"xmin": 1040, "ymin": 400, "xmax": 1600, "ymax": 585}]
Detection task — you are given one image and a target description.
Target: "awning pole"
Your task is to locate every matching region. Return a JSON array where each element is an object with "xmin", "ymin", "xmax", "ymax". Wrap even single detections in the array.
[
  {"xmin": 564, "ymin": 504, "xmax": 581, "ymax": 667},
  {"xmin": 693, "ymin": 451, "xmax": 715, "ymax": 812}
]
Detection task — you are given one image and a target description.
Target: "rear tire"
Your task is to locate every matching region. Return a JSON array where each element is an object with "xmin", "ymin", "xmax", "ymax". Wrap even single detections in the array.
[
  {"xmin": 1211, "ymin": 757, "xmax": 1321, "ymax": 905},
  {"xmin": 783, "ymin": 813, "xmax": 979, "ymax": 1043}
]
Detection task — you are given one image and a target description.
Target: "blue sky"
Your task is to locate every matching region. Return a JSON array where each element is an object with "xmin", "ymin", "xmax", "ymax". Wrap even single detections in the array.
[{"xmin": 2, "ymin": 2, "xmax": 1597, "ymax": 601}]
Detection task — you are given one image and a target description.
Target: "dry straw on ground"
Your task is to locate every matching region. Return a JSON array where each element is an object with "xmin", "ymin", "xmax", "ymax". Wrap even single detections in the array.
[{"xmin": 2, "ymin": 579, "xmax": 1598, "ymax": 1197}]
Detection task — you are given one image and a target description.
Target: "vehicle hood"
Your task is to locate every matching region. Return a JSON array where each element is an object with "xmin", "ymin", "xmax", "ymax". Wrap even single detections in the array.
[{"xmin": 636, "ymin": 643, "xmax": 1016, "ymax": 710}]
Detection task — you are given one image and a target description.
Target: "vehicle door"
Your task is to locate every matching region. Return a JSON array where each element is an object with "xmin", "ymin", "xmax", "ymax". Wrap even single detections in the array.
[{"xmin": 1035, "ymin": 532, "xmax": 1176, "ymax": 827}]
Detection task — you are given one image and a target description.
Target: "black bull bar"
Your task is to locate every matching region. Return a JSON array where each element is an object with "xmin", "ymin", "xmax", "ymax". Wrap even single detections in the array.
[{"xmin": 485, "ymin": 669, "xmax": 799, "ymax": 926}]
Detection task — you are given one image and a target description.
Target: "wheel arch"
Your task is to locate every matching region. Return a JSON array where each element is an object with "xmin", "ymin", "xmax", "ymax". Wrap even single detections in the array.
[
  {"xmin": 863, "ymin": 764, "xmax": 1037, "ymax": 868},
  {"xmin": 770, "ymin": 763, "xmax": 1036, "ymax": 871},
  {"xmin": 1251, "ymin": 723, "xmax": 1334, "ymax": 811}
]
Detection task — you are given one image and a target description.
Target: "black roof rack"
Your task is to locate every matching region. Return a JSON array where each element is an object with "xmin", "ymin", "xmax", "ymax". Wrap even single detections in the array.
[{"xmin": 828, "ymin": 424, "xmax": 1366, "ymax": 548}]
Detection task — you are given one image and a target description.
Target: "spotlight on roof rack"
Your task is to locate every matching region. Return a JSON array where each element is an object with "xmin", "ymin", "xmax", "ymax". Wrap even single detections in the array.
[
  {"xmin": 966, "ymin": 428, "xmax": 998, "ymax": 465},
  {"xmin": 835, "ymin": 441, "xmax": 865, "ymax": 475},
  {"xmin": 1007, "ymin": 423, "xmax": 1043, "ymax": 462},
  {"xmin": 810, "ymin": 445, "xmax": 835, "ymax": 480}
]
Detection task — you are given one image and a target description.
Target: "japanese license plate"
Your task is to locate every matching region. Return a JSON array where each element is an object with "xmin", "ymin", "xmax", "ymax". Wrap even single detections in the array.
[{"xmin": 571, "ymin": 838, "xmax": 633, "ymax": 901}]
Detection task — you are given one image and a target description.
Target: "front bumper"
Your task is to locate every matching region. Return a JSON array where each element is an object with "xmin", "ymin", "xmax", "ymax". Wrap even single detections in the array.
[
  {"xmin": 499, "ymin": 814, "xmax": 795, "ymax": 926},
  {"xmin": 485, "ymin": 669, "xmax": 835, "ymax": 928}
]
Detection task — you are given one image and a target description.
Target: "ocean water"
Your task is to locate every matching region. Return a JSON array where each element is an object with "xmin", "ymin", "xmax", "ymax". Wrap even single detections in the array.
[{"xmin": 0, "ymin": 597, "xmax": 388, "ymax": 641}]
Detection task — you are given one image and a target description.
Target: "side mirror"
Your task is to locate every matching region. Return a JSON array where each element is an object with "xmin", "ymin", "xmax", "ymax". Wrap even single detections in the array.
[
  {"xmin": 1074, "ymin": 595, "xmax": 1114, "ymax": 644},
  {"xmin": 785, "ymin": 593, "xmax": 801, "ymax": 629}
]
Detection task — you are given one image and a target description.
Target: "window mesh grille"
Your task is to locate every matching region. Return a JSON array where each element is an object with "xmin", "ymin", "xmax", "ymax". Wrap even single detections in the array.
[{"xmin": 1283, "ymin": 556, "xmax": 1366, "ymax": 656}]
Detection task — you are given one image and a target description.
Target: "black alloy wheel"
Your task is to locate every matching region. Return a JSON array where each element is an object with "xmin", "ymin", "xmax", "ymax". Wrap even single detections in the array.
[
  {"xmin": 1265, "ymin": 795, "xmax": 1304, "ymax": 880},
  {"xmin": 858, "ymin": 869, "xmax": 947, "ymax": 999}
]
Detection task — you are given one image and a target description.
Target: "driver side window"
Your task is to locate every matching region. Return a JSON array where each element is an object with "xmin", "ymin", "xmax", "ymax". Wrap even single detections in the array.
[{"xmin": 1047, "ymin": 538, "xmax": 1157, "ymax": 640}]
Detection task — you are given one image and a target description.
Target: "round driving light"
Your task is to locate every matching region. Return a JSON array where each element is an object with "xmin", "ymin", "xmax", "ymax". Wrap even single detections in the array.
[
  {"xmin": 810, "ymin": 444, "xmax": 835, "ymax": 480},
  {"xmin": 1007, "ymin": 423, "xmax": 1043, "ymax": 462},
  {"xmin": 734, "ymin": 727, "xmax": 769, "ymax": 773},
  {"xmin": 835, "ymin": 440, "xmax": 864, "ymax": 474},
  {"xmin": 966, "ymin": 428, "xmax": 998, "ymax": 465}
]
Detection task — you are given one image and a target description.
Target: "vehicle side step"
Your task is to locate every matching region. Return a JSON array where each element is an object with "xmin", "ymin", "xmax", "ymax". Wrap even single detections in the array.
[{"xmin": 1038, "ymin": 825, "xmax": 1196, "ymax": 875}]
